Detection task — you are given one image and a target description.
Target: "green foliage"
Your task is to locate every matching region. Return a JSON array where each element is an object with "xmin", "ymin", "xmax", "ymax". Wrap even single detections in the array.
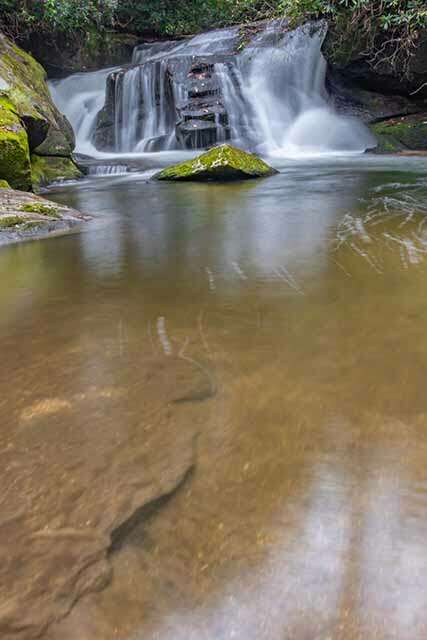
[
  {"xmin": 0, "ymin": 214, "xmax": 25, "ymax": 227},
  {"xmin": 0, "ymin": 0, "xmax": 425, "ymax": 58},
  {"xmin": 277, "ymin": 0, "xmax": 426, "ymax": 29},
  {"xmin": 20, "ymin": 201, "xmax": 60, "ymax": 216},
  {"xmin": 1, "ymin": 0, "xmax": 118, "ymax": 36}
]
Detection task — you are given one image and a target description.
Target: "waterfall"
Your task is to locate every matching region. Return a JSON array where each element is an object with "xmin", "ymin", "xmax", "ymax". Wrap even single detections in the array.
[
  {"xmin": 217, "ymin": 23, "xmax": 375, "ymax": 155},
  {"xmin": 49, "ymin": 68, "xmax": 113, "ymax": 156},
  {"xmin": 50, "ymin": 21, "xmax": 375, "ymax": 159},
  {"xmin": 114, "ymin": 60, "xmax": 176, "ymax": 152}
]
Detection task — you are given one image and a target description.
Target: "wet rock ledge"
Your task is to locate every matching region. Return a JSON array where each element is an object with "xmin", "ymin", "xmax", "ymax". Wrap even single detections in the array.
[{"xmin": 0, "ymin": 187, "xmax": 90, "ymax": 246}]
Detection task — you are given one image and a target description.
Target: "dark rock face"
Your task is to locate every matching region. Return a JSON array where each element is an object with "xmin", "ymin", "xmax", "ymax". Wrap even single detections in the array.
[
  {"xmin": 92, "ymin": 70, "xmax": 120, "ymax": 151},
  {"xmin": 25, "ymin": 32, "xmax": 140, "ymax": 79},
  {"xmin": 326, "ymin": 69, "xmax": 423, "ymax": 123},
  {"xmin": 324, "ymin": 29, "xmax": 427, "ymax": 101}
]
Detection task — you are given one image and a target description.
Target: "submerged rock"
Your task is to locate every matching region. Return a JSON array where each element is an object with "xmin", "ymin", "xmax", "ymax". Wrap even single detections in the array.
[
  {"xmin": 155, "ymin": 144, "xmax": 278, "ymax": 181},
  {"xmin": 370, "ymin": 113, "xmax": 427, "ymax": 153},
  {"xmin": 0, "ymin": 354, "xmax": 214, "ymax": 638}
]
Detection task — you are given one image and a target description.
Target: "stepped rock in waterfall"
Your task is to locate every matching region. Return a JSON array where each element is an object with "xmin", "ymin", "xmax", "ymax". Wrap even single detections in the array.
[
  {"xmin": 176, "ymin": 59, "xmax": 231, "ymax": 149},
  {"xmin": 155, "ymin": 144, "xmax": 277, "ymax": 181}
]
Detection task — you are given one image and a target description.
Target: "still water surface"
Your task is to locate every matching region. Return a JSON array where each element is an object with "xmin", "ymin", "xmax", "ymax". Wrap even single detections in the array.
[{"xmin": 3, "ymin": 155, "xmax": 427, "ymax": 639}]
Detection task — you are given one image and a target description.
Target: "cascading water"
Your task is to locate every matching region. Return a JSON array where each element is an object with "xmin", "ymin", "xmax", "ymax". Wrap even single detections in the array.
[
  {"xmin": 114, "ymin": 60, "xmax": 176, "ymax": 152},
  {"xmin": 50, "ymin": 21, "xmax": 376, "ymax": 160},
  {"xmin": 49, "ymin": 68, "xmax": 113, "ymax": 156},
  {"xmin": 217, "ymin": 23, "xmax": 375, "ymax": 155}
]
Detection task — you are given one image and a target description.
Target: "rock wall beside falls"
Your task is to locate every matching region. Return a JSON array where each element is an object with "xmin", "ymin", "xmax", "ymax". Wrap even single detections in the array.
[
  {"xmin": 0, "ymin": 32, "xmax": 81, "ymax": 190},
  {"xmin": 24, "ymin": 32, "xmax": 140, "ymax": 78},
  {"xmin": 323, "ymin": 27, "xmax": 427, "ymax": 101}
]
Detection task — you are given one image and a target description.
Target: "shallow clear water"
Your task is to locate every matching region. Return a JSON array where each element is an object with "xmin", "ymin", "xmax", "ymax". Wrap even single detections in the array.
[{"xmin": 3, "ymin": 155, "xmax": 427, "ymax": 639}]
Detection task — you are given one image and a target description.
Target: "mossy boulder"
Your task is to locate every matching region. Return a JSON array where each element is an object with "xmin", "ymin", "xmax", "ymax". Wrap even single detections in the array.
[
  {"xmin": 155, "ymin": 144, "xmax": 278, "ymax": 182},
  {"xmin": 0, "ymin": 32, "xmax": 74, "ymax": 155},
  {"xmin": 31, "ymin": 154, "xmax": 82, "ymax": 190},
  {"xmin": 0, "ymin": 97, "xmax": 31, "ymax": 190},
  {"xmin": 370, "ymin": 114, "xmax": 427, "ymax": 153},
  {"xmin": 0, "ymin": 179, "xmax": 10, "ymax": 188}
]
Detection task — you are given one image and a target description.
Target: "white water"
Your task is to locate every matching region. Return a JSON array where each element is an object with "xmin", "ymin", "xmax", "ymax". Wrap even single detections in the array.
[
  {"xmin": 87, "ymin": 164, "xmax": 129, "ymax": 176},
  {"xmin": 217, "ymin": 24, "xmax": 375, "ymax": 156},
  {"xmin": 50, "ymin": 22, "xmax": 376, "ymax": 161},
  {"xmin": 49, "ymin": 68, "xmax": 114, "ymax": 156},
  {"xmin": 115, "ymin": 61, "xmax": 176, "ymax": 153}
]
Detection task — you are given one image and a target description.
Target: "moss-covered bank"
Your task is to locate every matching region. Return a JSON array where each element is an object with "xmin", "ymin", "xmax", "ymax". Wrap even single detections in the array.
[
  {"xmin": 0, "ymin": 31, "xmax": 79, "ymax": 191},
  {"xmin": 370, "ymin": 114, "xmax": 427, "ymax": 154},
  {"xmin": 0, "ymin": 96, "xmax": 31, "ymax": 189},
  {"xmin": 31, "ymin": 155, "xmax": 82, "ymax": 191}
]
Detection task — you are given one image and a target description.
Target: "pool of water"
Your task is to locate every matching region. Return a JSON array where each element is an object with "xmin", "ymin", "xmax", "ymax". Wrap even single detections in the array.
[{"xmin": 3, "ymin": 154, "xmax": 427, "ymax": 640}]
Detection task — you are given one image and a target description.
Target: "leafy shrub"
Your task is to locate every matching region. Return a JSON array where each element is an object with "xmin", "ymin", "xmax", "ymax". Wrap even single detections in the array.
[{"xmin": 0, "ymin": 0, "xmax": 425, "ymax": 78}]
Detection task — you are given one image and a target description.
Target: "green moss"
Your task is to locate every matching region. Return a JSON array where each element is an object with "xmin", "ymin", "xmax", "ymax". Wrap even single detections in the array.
[
  {"xmin": 0, "ymin": 179, "xmax": 10, "ymax": 188},
  {"xmin": 0, "ymin": 215, "xmax": 26, "ymax": 228},
  {"xmin": 0, "ymin": 97, "xmax": 31, "ymax": 190},
  {"xmin": 0, "ymin": 33, "xmax": 74, "ymax": 156},
  {"xmin": 155, "ymin": 144, "xmax": 278, "ymax": 182},
  {"xmin": 20, "ymin": 202, "xmax": 60, "ymax": 218},
  {"xmin": 31, "ymin": 154, "xmax": 82, "ymax": 190},
  {"xmin": 370, "ymin": 116, "xmax": 427, "ymax": 153}
]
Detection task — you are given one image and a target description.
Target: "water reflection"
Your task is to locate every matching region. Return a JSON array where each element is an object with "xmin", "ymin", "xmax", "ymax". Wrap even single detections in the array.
[{"xmin": 2, "ymin": 156, "xmax": 427, "ymax": 640}]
